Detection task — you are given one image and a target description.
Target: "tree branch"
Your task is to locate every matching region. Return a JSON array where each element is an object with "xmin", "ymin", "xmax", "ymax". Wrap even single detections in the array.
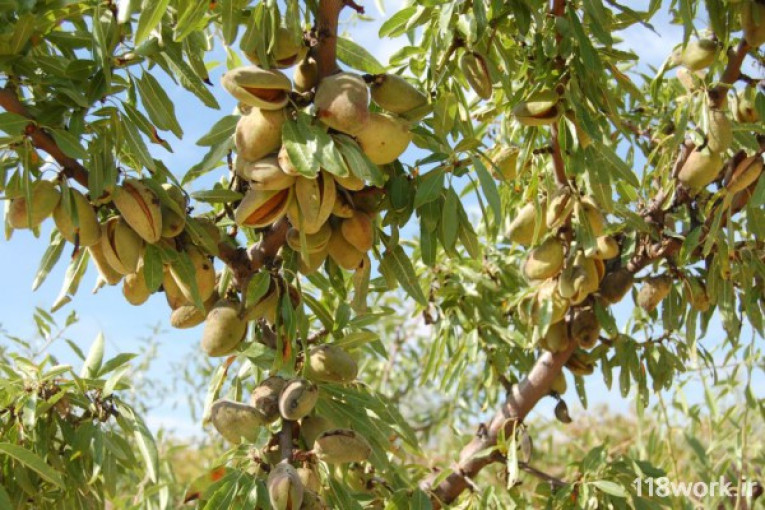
[
  {"xmin": 550, "ymin": 123, "xmax": 568, "ymax": 187},
  {"xmin": 0, "ymin": 86, "xmax": 90, "ymax": 188},
  {"xmin": 315, "ymin": 0, "xmax": 348, "ymax": 79},
  {"xmin": 423, "ymin": 342, "xmax": 577, "ymax": 508}
]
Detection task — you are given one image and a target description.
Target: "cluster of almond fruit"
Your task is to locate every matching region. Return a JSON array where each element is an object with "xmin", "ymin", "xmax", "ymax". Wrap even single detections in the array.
[
  {"xmin": 507, "ymin": 188, "xmax": 618, "ymax": 364},
  {"xmin": 7, "ymin": 177, "xmax": 225, "ymax": 320},
  {"xmin": 669, "ymin": 9, "xmax": 764, "ymax": 198},
  {"xmin": 209, "ymin": 342, "xmax": 370, "ymax": 509},
  {"xmin": 221, "ymin": 37, "xmax": 428, "ymax": 276}
]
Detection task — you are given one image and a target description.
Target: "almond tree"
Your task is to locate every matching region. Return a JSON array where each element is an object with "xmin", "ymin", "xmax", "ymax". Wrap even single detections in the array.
[{"xmin": 0, "ymin": 0, "xmax": 763, "ymax": 508}]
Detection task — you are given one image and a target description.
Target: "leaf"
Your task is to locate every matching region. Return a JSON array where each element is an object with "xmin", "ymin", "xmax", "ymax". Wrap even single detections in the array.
[
  {"xmin": 133, "ymin": 419, "xmax": 159, "ymax": 483},
  {"xmin": 197, "ymin": 115, "xmax": 238, "ymax": 146},
  {"xmin": 51, "ymin": 247, "xmax": 89, "ymax": 312},
  {"xmin": 336, "ymin": 37, "xmax": 386, "ymax": 74},
  {"xmin": 80, "ymin": 332, "xmax": 105, "ymax": 379},
  {"xmin": 0, "ymin": 443, "xmax": 64, "ymax": 489},
  {"xmin": 379, "ymin": 6, "xmax": 417, "ymax": 37},
  {"xmin": 174, "ymin": 0, "xmax": 209, "ymax": 41},
  {"xmin": 32, "ymin": 231, "xmax": 65, "ymax": 291},
  {"xmin": 183, "ymin": 138, "xmax": 233, "ymax": 185},
  {"xmin": 51, "ymin": 129, "xmax": 87, "ymax": 159},
  {"xmin": 99, "ymin": 352, "xmax": 138, "ymax": 377},
  {"xmin": 381, "ymin": 246, "xmax": 427, "ymax": 306},
  {"xmin": 334, "ymin": 135, "xmax": 384, "ymax": 187},
  {"xmin": 471, "ymin": 156, "xmax": 501, "ymax": 226},
  {"xmin": 142, "ymin": 243, "xmax": 164, "ymax": 292},
  {"xmin": 136, "ymin": 72, "xmax": 183, "ymax": 138},
  {"xmin": 441, "ymin": 187, "xmax": 459, "ymax": 251},
  {"xmin": 134, "ymin": 0, "xmax": 169, "ymax": 45},
  {"xmin": 413, "ymin": 169, "xmax": 444, "ymax": 209},
  {"xmin": 191, "ymin": 189, "xmax": 243, "ymax": 203},
  {"xmin": 0, "ymin": 111, "xmax": 29, "ymax": 135},
  {"xmin": 590, "ymin": 480, "xmax": 628, "ymax": 498},
  {"xmin": 120, "ymin": 115, "xmax": 156, "ymax": 171}
]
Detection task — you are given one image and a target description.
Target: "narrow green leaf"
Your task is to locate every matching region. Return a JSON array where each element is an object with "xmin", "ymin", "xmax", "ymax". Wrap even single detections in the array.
[
  {"xmin": 174, "ymin": 0, "xmax": 209, "ymax": 41},
  {"xmin": 0, "ymin": 111, "xmax": 29, "ymax": 135},
  {"xmin": 413, "ymin": 169, "xmax": 444, "ymax": 209},
  {"xmin": 32, "ymin": 231, "xmax": 65, "ymax": 291},
  {"xmin": 441, "ymin": 187, "xmax": 459, "ymax": 251},
  {"xmin": 336, "ymin": 37, "xmax": 386, "ymax": 74},
  {"xmin": 0, "ymin": 443, "xmax": 64, "ymax": 489},
  {"xmin": 80, "ymin": 332, "xmax": 105, "ymax": 379},
  {"xmin": 197, "ymin": 115, "xmax": 238, "ymax": 146},
  {"xmin": 142, "ymin": 243, "xmax": 163, "ymax": 292},
  {"xmin": 134, "ymin": 0, "xmax": 169, "ymax": 45},
  {"xmin": 591, "ymin": 480, "xmax": 628, "ymax": 498},
  {"xmin": 191, "ymin": 189, "xmax": 244, "ymax": 203},
  {"xmin": 51, "ymin": 129, "xmax": 87, "ymax": 159},
  {"xmin": 381, "ymin": 246, "xmax": 427, "ymax": 305},
  {"xmin": 136, "ymin": 72, "xmax": 183, "ymax": 137}
]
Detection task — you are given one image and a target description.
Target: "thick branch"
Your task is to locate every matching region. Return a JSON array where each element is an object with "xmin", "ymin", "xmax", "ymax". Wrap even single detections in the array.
[
  {"xmin": 316, "ymin": 0, "xmax": 347, "ymax": 79},
  {"xmin": 424, "ymin": 342, "xmax": 577, "ymax": 508},
  {"xmin": 550, "ymin": 123, "xmax": 568, "ymax": 187},
  {"xmin": 0, "ymin": 87, "xmax": 90, "ymax": 188}
]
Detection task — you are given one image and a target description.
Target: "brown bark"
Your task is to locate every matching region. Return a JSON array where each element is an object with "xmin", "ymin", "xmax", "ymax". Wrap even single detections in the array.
[
  {"xmin": 0, "ymin": 86, "xmax": 90, "ymax": 188},
  {"xmin": 424, "ymin": 342, "xmax": 577, "ymax": 508}
]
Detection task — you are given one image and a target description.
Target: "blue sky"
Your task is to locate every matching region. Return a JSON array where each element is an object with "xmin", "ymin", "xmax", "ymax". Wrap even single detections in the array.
[{"xmin": 1, "ymin": 1, "xmax": 761, "ymax": 437}]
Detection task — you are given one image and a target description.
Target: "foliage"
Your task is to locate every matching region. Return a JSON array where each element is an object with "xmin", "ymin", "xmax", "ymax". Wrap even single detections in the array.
[
  {"xmin": 0, "ymin": 311, "xmax": 174, "ymax": 509},
  {"xmin": 0, "ymin": 0, "xmax": 764, "ymax": 508}
]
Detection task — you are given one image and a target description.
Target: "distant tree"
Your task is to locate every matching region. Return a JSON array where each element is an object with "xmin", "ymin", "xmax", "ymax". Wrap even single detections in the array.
[{"xmin": 0, "ymin": 0, "xmax": 764, "ymax": 508}]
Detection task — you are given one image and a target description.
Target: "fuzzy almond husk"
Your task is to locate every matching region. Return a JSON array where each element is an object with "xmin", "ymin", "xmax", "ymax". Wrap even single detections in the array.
[
  {"xmin": 9, "ymin": 180, "xmax": 61, "ymax": 230},
  {"xmin": 169, "ymin": 246, "xmax": 216, "ymax": 303},
  {"xmin": 546, "ymin": 188, "xmax": 574, "ymax": 229},
  {"xmin": 575, "ymin": 196, "xmax": 606, "ymax": 236},
  {"xmin": 100, "ymin": 217, "xmax": 144, "ymax": 275},
  {"xmin": 333, "ymin": 172, "xmax": 365, "ymax": 191},
  {"xmin": 671, "ymin": 38, "xmax": 717, "ymax": 71},
  {"xmin": 53, "ymin": 188, "xmax": 100, "ymax": 246},
  {"xmin": 531, "ymin": 279, "xmax": 570, "ymax": 325},
  {"xmin": 598, "ymin": 268, "xmax": 634, "ymax": 304},
  {"xmin": 159, "ymin": 183, "xmax": 187, "ymax": 238},
  {"xmin": 294, "ymin": 57, "xmax": 319, "ymax": 92},
  {"xmin": 237, "ymin": 155, "xmax": 296, "ymax": 191},
  {"xmin": 235, "ymin": 187, "xmax": 293, "ymax": 228},
  {"xmin": 327, "ymin": 226, "xmax": 364, "ymax": 270},
  {"xmin": 725, "ymin": 154, "xmax": 763, "ymax": 194},
  {"xmin": 314, "ymin": 72, "xmax": 370, "ymax": 135},
  {"xmin": 677, "ymin": 147, "xmax": 724, "ymax": 195},
  {"xmin": 112, "ymin": 179, "xmax": 162, "ymax": 243},
  {"xmin": 245, "ymin": 26, "xmax": 307, "ymax": 68},
  {"xmin": 123, "ymin": 261, "xmax": 151, "ymax": 306},
  {"xmin": 248, "ymin": 376, "xmax": 286, "ymax": 423},
  {"xmin": 570, "ymin": 307, "xmax": 600, "ymax": 349},
  {"xmin": 513, "ymin": 90, "xmax": 561, "ymax": 126},
  {"xmin": 305, "ymin": 344, "xmax": 358, "ymax": 383},
  {"xmin": 300, "ymin": 415, "xmax": 334, "ymax": 449},
  {"xmin": 742, "ymin": 1, "xmax": 765, "ymax": 47},
  {"xmin": 87, "ymin": 242, "xmax": 123, "ymax": 285},
  {"xmin": 235, "ymin": 108, "xmax": 286, "ymax": 161},
  {"xmin": 288, "ymin": 172, "xmax": 336, "ymax": 234},
  {"xmin": 459, "ymin": 51, "xmax": 493, "ymax": 99},
  {"xmin": 487, "ymin": 146, "xmax": 519, "ymax": 180},
  {"xmin": 278, "ymin": 378, "xmax": 319, "ymax": 421},
  {"xmin": 313, "ymin": 429, "xmax": 372, "ymax": 464},
  {"xmin": 221, "ymin": 66, "xmax": 292, "ymax": 110},
  {"xmin": 637, "ymin": 274, "xmax": 673, "ymax": 312},
  {"xmin": 523, "ymin": 237, "xmax": 565, "ymax": 281},
  {"xmin": 201, "ymin": 300, "xmax": 248, "ymax": 357},
  {"xmin": 286, "ymin": 222, "xmax": 332, "ymax": 254},
  {"xmin": 267, "ymin": 462, "xmax": 304, "ymax": 510},
  {"xmin": 340, "ymin": 211, "xmax": 374, "ymax": 252},
  {"xmin": 210, "ymin": 399, "xmax": 267, "ymax": 444},
  {"xmin": 354, "ymin": 112, "xmax": 412, "ymax": 165},
  {"xmin": 505, "ymin": 200, "xmax": 547, "ymax": 246},
  {"xmin": 539, "ymin": 320, "xmax": 571, "ymax": 353},
  {"xmin": 369, "ymin": 73, "xmax": 428, "ymax": 113}
]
